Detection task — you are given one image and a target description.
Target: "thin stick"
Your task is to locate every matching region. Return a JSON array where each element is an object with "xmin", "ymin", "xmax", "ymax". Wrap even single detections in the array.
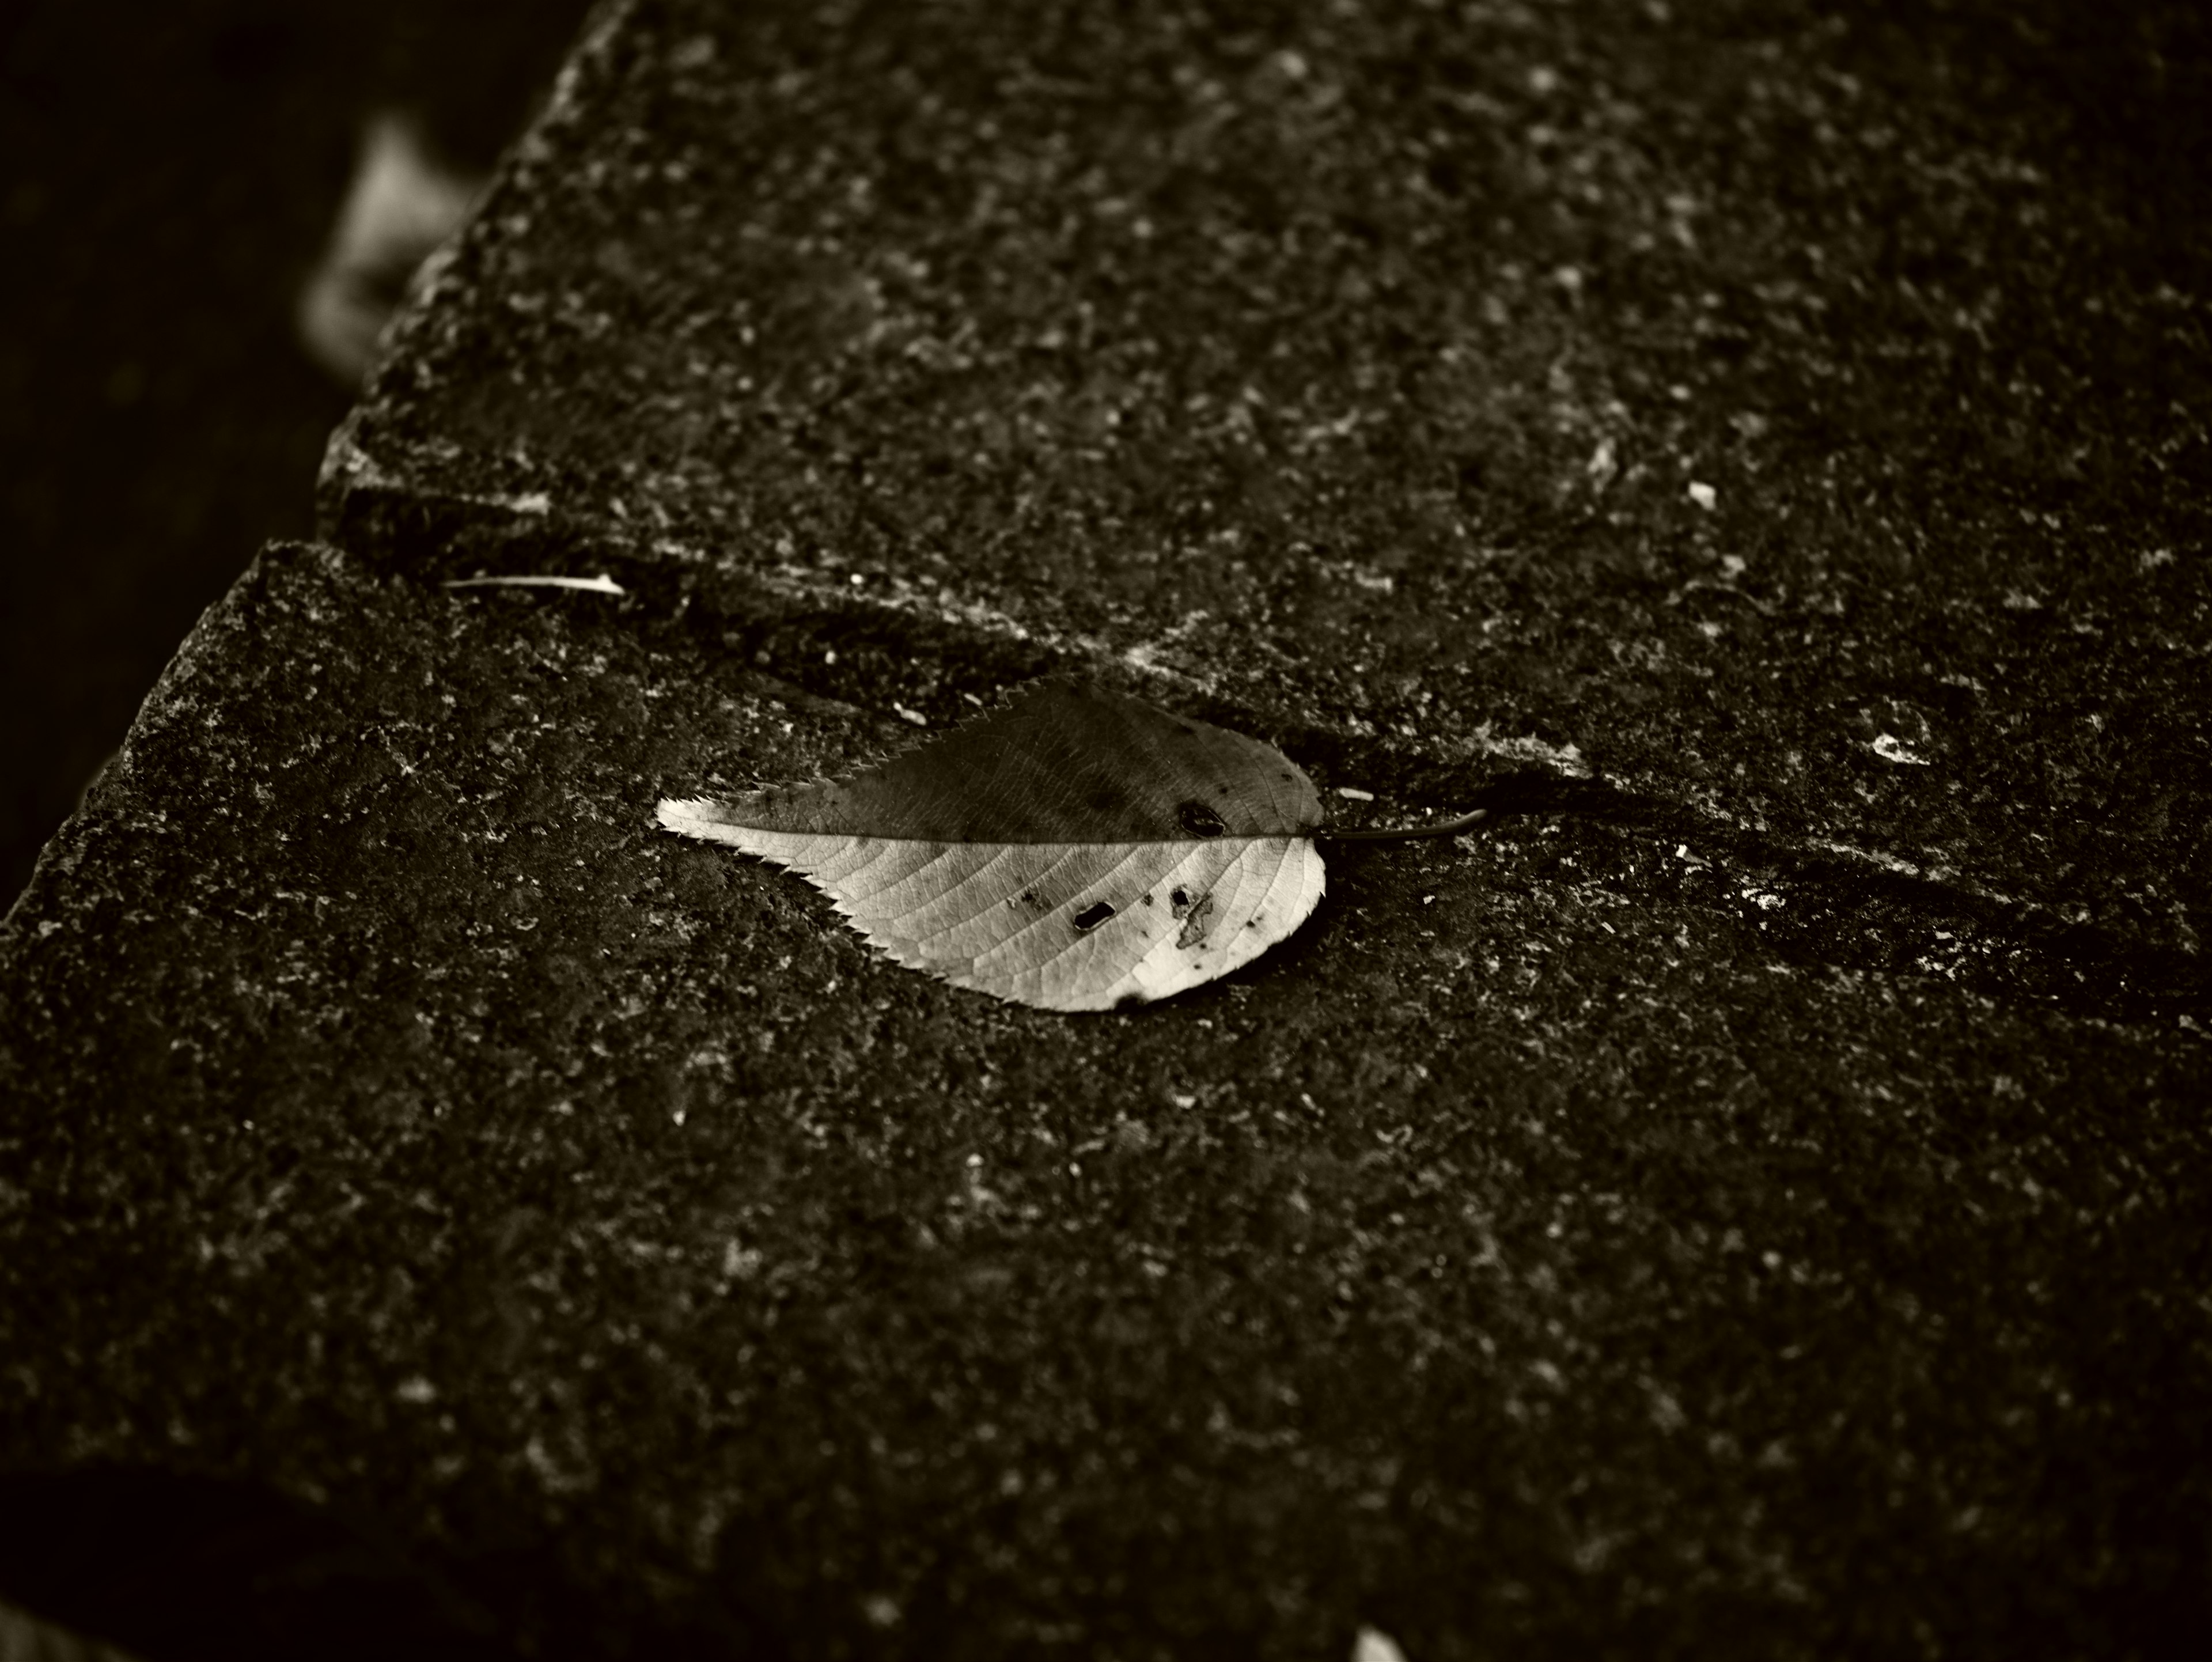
[
  {"xmin": 1321, "ymin": 808, "xmax": 1490, "ymax": 843},
  {"xmin": 443, "ymin": 574, "xmax": 627, "ymax": 595}
]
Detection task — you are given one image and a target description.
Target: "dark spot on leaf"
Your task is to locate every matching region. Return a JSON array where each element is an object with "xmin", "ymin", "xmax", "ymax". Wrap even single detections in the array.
[
  {"xmin": 1175, "ymin": 891, "xmax": 1217, "ymax": 948},
  {"xmin": 1142, "ymin": 893, "xmax": 1154, "ymax": 906},
  {"xmin": 1177, "ymin": 801, "xmax": 1226, "ymax": 838},
  {"xmin": 1074, "ymin": 900, "xmax": 1116, "ymax": 932}
]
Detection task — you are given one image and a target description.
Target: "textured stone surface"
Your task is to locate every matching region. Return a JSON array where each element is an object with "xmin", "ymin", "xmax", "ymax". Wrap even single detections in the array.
[
  {"xmin": 5, "ymin": 0, "xmax": 2212, "ymax": 1657},
  {"xmin": 328, "ymin": 0, "xmax": 2210, "ymax": 1004},
  {"xmin": 3, "ymin": 539, "xmax": 2206, "ymax": 1656}
]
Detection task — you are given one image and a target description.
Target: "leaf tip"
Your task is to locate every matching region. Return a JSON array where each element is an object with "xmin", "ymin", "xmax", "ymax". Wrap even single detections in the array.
[{"xmin": 657, "ymin": 795, "xmax": 738, "ymax": 842}]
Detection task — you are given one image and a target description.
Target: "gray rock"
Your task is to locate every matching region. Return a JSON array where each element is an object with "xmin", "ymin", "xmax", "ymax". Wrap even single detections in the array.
[{"xmin": 5, "ymin": 0, "xmax": 2209, "ymax": 1656}]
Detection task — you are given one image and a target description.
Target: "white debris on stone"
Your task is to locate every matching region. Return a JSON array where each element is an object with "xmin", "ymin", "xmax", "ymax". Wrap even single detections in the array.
[
  {"xmin": 1810, "ymin": 838, "xmax": 1926, "ymax": 879},
  {"xmin": 1586, "ymin": 435, "xmax": 1618, "ymax": 487},
  {"xmin": 1463, "ymin": 722, "xmax": 1591, "ymax": 778}
]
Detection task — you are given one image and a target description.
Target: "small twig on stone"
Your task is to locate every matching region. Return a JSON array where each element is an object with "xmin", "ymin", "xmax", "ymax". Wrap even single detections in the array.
[
  {"xmin": 1321, "ymin": 808, "xmax": 1490, "ymax": 843},
  {"xmin": 443, "ymin": 574, "xmax": 626, "ymax": 595}
]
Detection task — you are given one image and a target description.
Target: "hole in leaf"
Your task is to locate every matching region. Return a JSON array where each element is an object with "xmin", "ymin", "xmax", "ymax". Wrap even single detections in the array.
[
  {"xmin": 1169, "ymin": 887, "xmax": 1191, "ymax": 913},
  {"xmin": 1073, "ymin": 900, "xmax": 1116, "ymax": 932},
  {"xmin": 1177, "ymin": 800, "xmax": 1226, "ymax": 837}
]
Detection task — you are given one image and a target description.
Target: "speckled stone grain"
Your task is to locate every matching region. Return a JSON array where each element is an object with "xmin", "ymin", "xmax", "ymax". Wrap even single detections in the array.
[
  {"xmin": 7, "ymin": 0, "xmax": 2212, "ymax": 1657},
  {"xmin": 2, "ymin": 538, "xmax": 2207, "ymax": 1657},
  {"xmin": 328, "ymin": 0, "xmax": 2210, "ymax": 1006}
]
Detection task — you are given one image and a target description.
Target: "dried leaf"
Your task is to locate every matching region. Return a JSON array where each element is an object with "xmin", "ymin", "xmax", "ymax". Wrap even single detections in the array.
[{"xmin": 658, "ymin": 680, "xmax": 1327, "ymax": 1011}]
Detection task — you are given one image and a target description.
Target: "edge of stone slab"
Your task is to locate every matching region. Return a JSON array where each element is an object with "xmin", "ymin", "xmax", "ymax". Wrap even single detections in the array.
[
  {"xmin": 0, "ymin": 543, "xmax": 347, "ymax": 942},
  {"xmin": 337, "ymin": 0, "xmax": 646, "ymax": 414},
  {"xmin": 313, "ymin": 469, "xmax": 2212, "ymax": 1020},
  {"xmin": 1, "ymin": 531, "xmax": 2201, "ymax": 1044}
]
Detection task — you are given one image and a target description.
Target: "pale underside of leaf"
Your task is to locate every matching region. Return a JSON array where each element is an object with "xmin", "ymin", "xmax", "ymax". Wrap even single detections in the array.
[
  {"xmin": 654, "ymin": 808, "xmax": 1325, "ymax": 1011},
  {"xmin": 656, "ymin": 680, "xmax": 1331, "ymax": 1011}
]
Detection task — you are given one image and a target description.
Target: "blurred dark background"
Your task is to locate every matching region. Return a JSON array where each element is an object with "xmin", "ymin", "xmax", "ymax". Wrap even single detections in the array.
[{"xmin": 1, "ymin": 0, "xmax": 593, "ymax": 908}]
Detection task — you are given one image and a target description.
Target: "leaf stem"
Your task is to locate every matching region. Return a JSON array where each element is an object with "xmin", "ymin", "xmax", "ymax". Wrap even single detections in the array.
[{"xmin": 1321, "ymin": 808, "xmax": 1490, "ymax": 843}]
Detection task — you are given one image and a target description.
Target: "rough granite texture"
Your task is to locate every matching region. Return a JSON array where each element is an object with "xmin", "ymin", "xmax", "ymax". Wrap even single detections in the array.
[
  {"xmin": 327, "ymin": 0, "xmax": 2211, "ymax": 993},
  {"xmin": 5, "ymin": 1, "xmax": 2211, "ymax": 1659}
]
